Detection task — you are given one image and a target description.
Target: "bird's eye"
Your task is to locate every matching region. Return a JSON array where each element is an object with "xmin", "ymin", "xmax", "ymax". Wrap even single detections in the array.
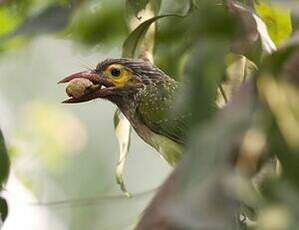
[{"xmin": 110, "ymin": 67, "xmax": 121, "ymax": 77}]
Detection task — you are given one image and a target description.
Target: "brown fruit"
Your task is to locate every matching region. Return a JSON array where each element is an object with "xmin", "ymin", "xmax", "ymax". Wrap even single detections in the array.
[{"xmin": 66, "ymin": 78, "xmax": 93, "ymax": 98}]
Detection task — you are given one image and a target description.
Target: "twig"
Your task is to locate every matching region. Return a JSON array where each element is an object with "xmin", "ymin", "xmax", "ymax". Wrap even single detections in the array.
[{"xmin": 2, "ymin": 187, "xmax": 157, "ymax": 208}]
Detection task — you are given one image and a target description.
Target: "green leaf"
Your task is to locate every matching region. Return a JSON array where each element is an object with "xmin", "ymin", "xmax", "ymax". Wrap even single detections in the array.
[
  {"xmin": 123, "ymin": 0, "xmax": 193, "ymax": 58},
  {"xmin": 113, "ymin": 109, "xmax": 132, "ymax": 197},
  {"xmin": 0, "ymin": 7, "xmax": 22, "ymax": 36},
  {"xmin": 126, "ymin": 0, "xmax": 161, "ymax": 18},
  {"xmin": 127, "ymin": 0, "xmax": 150, "ymax": 16},
  {"xmin": 0, "ymin": 130, "xmax": 9, "ymax": 225},
  {"xmin": 0, "ymin": 129, "xmax": 9, "ymax": 187},
  {"xmin": 149, "ymin": 82, "xmax": 258, "ymax": 229},
  {"xmin": 122, "ymin": 14, "xmax": 186, "ymax": 58},
  {"xmin": 217, "ymin": 54, "xmax": 257, "ymax": 106},
  {"xmin": 228, "ymin": 3, "xmax": 276, "ymax": 56},
  {"xmin": 123, "ymin": 14, "xmax": 170, "ymax": 58},
  {"xmin": 0, "ymin": 197, "xmax": 8, "ymax": 223},
  {"xmin": 256, "ymin": 42, "xmax": 299, "ymax": 190},
  {"xmin": 70, "ymin": 1, "xmax": 127, "ymax": 45},
  {"xmin": 0, "ymin": 0, "xmax": 76, "ymax": 40},
  {"xmin": 255, "ymin": 1, "xmax": 292, "ymax": 47}
]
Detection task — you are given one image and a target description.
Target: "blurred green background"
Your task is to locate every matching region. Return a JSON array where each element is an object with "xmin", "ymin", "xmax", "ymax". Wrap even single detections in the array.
[
  {"xmin": 1, "ymin": 0, "xmax": 299, "ymax": 229},
  {"xmin": 0, "ymin": 0, "xmax": 173, "ymax": 229}
]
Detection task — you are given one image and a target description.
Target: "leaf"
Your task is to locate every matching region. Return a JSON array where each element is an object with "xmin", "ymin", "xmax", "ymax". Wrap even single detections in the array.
[
  {"xmin": 252, "ymin": 13, "xmax": 277, "ymax": 54},
  {"xmin": 258, "ymin": 75, "xmax": 299, "ymax": 150},
  {"xmin": 11, "ymin": 4, "xmax": 71, "ymax": 36},
  {"xmin": 137, "ymin": 82, "xmax": 258, "ymax": 229},
  {"xmin": 126, "ymin": 0, "xmax": 150, "ymax": 17},
  {"xmin": 0, "ymin": 7, "xmax": 22, "ymax": 36},
  {"xmin": 122, "ymin": 14, "xmax": 177, "ymax": 58},
  {"xmin": 70, "ymin": 1, "xmax": 127, "ymax": 45},
  {"xmin": 113, "ymin": 109, "xmax": 132, "ymax": 197},
  {"xmin": 184, "ymin": 40, "xmax": 229, "ymax": 124},
  {"xmin": 0, "ymin": 197, "xmax": 8, "ymax": 224},
  {"xmin": 257, "ymin": 44, "xmax": 299, "ymax": 188},
  {"xmin": 255, "ymin": 1, "xmax": 292, "ymax": 47},
  {"xmin": 122, "ymin": 1, "xmax": 193, "ymax": 59},
  {"xmin": 126, "ymin": 0, "xmax": 161, "ymax": 18},
  {"xmin": 259, "ymin": 77, "xmax": 299, "ymax": 190},
  {"xmin": 229, "ymin": 3, "xmax": 277, "ymax": 55},
  {"xmin": 0, "ymin": 129, "xmax": 9, "ymax": 187},
  {"xmin": 0, "ymin": 130, "xmax": 9, "ymax": 225},
  {"xmin": 0, "ymin": 1, "xmax": 78, "ymax": 42},
  {"xmin": 176, "ymin": 83, "xmax": 257, "ymax": 226},
  {"xmin": 217, "ymin": 54, "xmax": 257, "ymax": 107}
]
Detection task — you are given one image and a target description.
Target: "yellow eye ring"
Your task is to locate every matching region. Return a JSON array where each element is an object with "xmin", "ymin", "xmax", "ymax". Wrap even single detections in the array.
[{"xmin": 104, "ymin": 64, "xmax": 131, "ymax": 87}]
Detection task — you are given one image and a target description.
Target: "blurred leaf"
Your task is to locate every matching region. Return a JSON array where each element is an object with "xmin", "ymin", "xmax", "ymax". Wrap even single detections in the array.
[
  {"xmin": 225, "ymin": 54, "xmax": 257, "ymax": 83},
  {"xmin": 179, "ymin": 83, "xmax": 258, "ymax": 227},
  {"xmin": 258, "ymin": 179, "xmax": 299, "ymax": 229},
  {"xmin": 258, "ymin": 74, "xmax": 299, "ymax": 189},
  {"xmin": 126, "ymin": 0, "xmax": 161, "ymax": 18},
  {"xmin": 254, "ymin": 42, "xmax": 299, "ymax": 227},
  {"xmin": 155, "ymin": 14, "xmax": 190, "ymax": 79},
  {"xmin": 113, "ymin": 109, "xmax": 132, "ymax": 197},
  {"xmin": 259, "ymin": 76, "xmax": 299, "ymax": 150},
  {"xmin": 9, "ymin": 4, "xmax": 72, "ymax": 36},
  {"xmin": 0, "ymin": 7, "xmax": 22, "ymax": 36},
  {"xmin": 137, "ymin": 82, "xmax": 259, "ymax": 229},
  {"xmin": 256, "ymin": 41, "xmax": 299, "ymax": 190},
  {"xmin": 0, "ymin": 129, "xmax": 9, "ymax": 187},
  {"xmin": 217, "ymin": 54, "xmax": 257, "ymax": 106},
  {"xmin": 137, "ymin": 2, "xmax": 273, "ymax": 228},
  {"xmin": 127, "ymin": 0, "xmax": 150, "ymax": 16},
  {"xmin": 179, "ymin": 0, "xmax": 242, "ymax": 182},
  {"xmin": 227, "ymin": 2, "xmax": 276, "ymax": 56},
  {"xmin": 255, "ymin": 1, "xmax": 292, "ymax": 47},
  {"xmin": 154, "ymin": 1, "xmax": 217, "ymax": 78},
  {"xmin": 184, "ymin": 53, "xmax": 255, "ymax": 181},
  {"xmin": 0, "ymin": 197, "xmax": 8, "ymax": 224},
  {"xmin": 122, "ymin": 0, "xmax": 194, "ymax": 58},
  {"xmin": 0, "ymin": 0, "xmax": 80, "ymax": 52},
  {"xmin": 0, "ymin": 36, "xmax": 28, "ymax": 52},
  {"xmin": 122, "ymin": 14, "xmax": 175, "ymax": 58},
  {"xmin": 0, "ymin": 130, "xmax": 9, "ymax": 225},
  {"xmin": 184, "ymin": 40, "xmax": 229, "ymax": 125},
  {"xmin": 69, "ymin": 1, "xmax": 127, "ymax": 45}
]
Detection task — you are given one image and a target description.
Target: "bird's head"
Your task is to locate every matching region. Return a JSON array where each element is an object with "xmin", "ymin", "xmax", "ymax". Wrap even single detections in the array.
[{"xmin": 59, "ymin": 58, "xmax": 165, "ymax": 104}]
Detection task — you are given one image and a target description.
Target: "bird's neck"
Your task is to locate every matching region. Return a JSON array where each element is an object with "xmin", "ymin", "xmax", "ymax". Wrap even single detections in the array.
[{"xmin": 112, "ymin": 94, "xmax": 139, "ymax": 121}]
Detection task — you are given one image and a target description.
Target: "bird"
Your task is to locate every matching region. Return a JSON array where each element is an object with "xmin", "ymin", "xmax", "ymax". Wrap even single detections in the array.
[{"xmin": 59, "ymin": 58, "xmax": 189, "ymax": 166}]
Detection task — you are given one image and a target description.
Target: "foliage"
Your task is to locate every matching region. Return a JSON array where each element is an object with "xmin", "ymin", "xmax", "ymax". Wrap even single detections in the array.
[
  {"xmin": 255, "ymin": 1, "xmax": 292, "ymax": 46},
  {"xmin": 113, "ymin": 108, "xmax": 132, "ymax": 197},
  {"xmin": 0, "ymin": 129, "xmax": 9, "ymax": 223},
  {"xmin": 0, "ymin": 0, "xmax": 299, "ymax": 229}
]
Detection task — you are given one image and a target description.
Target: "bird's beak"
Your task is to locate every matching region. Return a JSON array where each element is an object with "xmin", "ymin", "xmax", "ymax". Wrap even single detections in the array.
[
  {"xmin": 58, "ymin": 70, "xmax": 100, "ymax": 84},
  {"xmin": 58, "ymin": 70, "xmax": 114, "ymax": 103}
]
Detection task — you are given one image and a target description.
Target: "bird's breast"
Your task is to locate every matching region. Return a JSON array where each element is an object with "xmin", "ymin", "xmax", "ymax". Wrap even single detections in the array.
[{"xmin": 120, "ymin": 106, "xmax": 183, "ymax": 166}]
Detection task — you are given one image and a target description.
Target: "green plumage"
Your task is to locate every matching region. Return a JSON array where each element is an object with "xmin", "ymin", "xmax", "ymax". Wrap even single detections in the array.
[
  {"xmin": 98, "ymin": 58, "xmax": 190, "ymax": 166},
  {"xmin": 134, "ymin": 80, "xmax": 188, "ymax": 165},
  {"xmin": 137, "ymin": 80, "xmax": 187, "ymax": 145}
]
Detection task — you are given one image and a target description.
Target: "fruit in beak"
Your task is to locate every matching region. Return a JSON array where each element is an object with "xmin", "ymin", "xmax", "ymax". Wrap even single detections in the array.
[
  {"xmin": 66, "ymin": 78, "xmax": 94, "ymax": 98},
  {"xmin": 58, "ymin": 70, "xmax": 114, "ymax": 103}
]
